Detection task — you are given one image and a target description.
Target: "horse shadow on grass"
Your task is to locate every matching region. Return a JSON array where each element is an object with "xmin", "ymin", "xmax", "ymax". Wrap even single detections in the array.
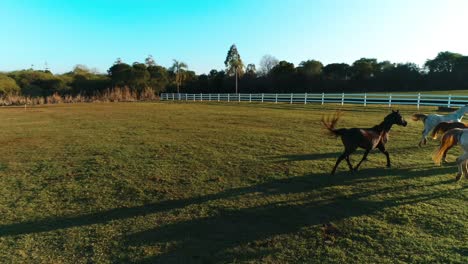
[
  {"xmin": 123, "ymin": 175, "xmax": 464, "ymax": 263},
  {"xmin": 0, "ymin": 166, "xmax": 463, "ymax": 263}
]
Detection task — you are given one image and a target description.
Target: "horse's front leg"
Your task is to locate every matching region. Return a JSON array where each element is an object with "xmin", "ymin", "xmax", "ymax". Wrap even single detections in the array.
[
  {"xmin": 377, "ymin": 143, "xmax": 391, "ymax": 168},
  {"xmin": 353, "ymin": 149, "xmax": 370, "ymax": 171}
]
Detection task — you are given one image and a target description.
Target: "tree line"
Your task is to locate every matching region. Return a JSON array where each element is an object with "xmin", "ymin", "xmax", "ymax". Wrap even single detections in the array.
[{"xmin": 1, "ymin": 46, "xmax": 468, "ymax": 97}]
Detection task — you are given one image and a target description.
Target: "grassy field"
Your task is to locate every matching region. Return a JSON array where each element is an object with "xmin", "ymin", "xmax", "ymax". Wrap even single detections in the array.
[{"xmin": 0, "ymin": 102, "xmax": 466, "ymax": 263}]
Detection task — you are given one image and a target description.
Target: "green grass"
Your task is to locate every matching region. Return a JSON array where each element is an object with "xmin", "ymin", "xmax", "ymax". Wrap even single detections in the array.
[{"xmin": 0, "ymin": 102, "xmax": 466, "ymax": 263}]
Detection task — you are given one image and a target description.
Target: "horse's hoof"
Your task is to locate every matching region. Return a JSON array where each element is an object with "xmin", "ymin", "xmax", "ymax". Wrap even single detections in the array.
[{"xmin": 455, "ymin": 173, "xmax": 462, "ymax": 181}]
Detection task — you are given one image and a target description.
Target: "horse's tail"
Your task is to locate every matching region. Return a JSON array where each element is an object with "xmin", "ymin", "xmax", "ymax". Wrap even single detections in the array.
[
  {"xmin": 431, "ymin": 122, "xmax": 450, "ymax": 139},
  {"xmin": 411, "ymin": 113, "xmax": 427, "ymax": 122},
  {"xmin": 433, "ymin": 129, "xmax": 462, "ymax": 165},
  {"xmin": 322, "ymin": 111, "xmax": 345, "ymax": 137}
]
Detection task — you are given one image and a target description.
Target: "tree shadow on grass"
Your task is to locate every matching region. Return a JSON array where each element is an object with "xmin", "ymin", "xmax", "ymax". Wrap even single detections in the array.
[
  {"xmin": 0, "ymin": 165, "xmax": 459, "ymax": 238},
  {"xmin": 0, "ymin": 167, "xmax": 464, "ymax": 263},
  {"xmin": 124, "ymin": 182, "xmax": 465, "ymax": 264}
]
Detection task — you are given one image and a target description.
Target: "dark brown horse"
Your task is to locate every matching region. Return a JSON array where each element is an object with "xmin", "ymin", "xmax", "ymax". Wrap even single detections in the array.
[
  {"xmin": 322, "ymin": 110, "xmax": 407, "ymax": 175},
  {"xmin": 431, "ymin": 121, "xmax": 468, "ymax": 163}
]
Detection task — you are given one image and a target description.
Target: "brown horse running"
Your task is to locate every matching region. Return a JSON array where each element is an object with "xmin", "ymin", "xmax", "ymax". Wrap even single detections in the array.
[
  {"xmin": 431, "ymin": 121, "xmax": 468, "ymax": 163},
  {"xmin": 322, "ymin": 110, "xmax": 408, "ymax": 175}
]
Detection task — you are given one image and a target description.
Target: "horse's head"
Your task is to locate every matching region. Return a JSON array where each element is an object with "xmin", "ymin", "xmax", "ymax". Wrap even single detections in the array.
[{"xmin": 386, "ymin": 110, "xmax": 407, "ymax": 127}]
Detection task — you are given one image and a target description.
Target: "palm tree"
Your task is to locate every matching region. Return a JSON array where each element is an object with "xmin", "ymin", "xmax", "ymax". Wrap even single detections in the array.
[{"xmin": 169, "ymin": 59, "xmax": 188, "ymax": 93}]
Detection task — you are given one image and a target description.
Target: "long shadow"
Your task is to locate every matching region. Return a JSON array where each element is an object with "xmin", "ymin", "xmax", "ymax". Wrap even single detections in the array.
[
  {"xmin": 0, "ymin": 171, "xmax": 367, "ymax": 237},
  {"xmin": 0, "ymin": 165, "xmax": 459, "ymax": 239},
  {"xmin": 124, "ymin": 184, "xmax": 465, "ymax": 264}
]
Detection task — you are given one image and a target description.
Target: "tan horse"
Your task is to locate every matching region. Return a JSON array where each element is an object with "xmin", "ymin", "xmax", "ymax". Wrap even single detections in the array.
[{"xmin": 433, "ymin": 128, "xmax": 468, "ymax": 181}]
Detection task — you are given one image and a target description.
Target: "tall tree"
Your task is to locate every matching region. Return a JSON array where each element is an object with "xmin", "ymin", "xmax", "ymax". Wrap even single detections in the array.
[
  {"xmin": 224, "ymin": 44, "xmax": 244, "ymax": 93},
  {"xmin": 259, "ymin": 55, "xmax": 279, "ymax": 76},
  {"xmin": 169, "ymin": 59, "xmax": 188, "ymax": 93}
]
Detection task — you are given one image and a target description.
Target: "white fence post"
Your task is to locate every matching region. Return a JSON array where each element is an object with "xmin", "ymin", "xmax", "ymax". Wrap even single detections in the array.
[
  {"xmin": 417, "ymin": 93, "xmax": 421, "ymax": 110},
  {"xmin": 364, "ymin": 93, "xmax": 367, "ymax": 107},
  {"xmin": 228, "ymin": 94, "xmax": 230, "ymax": 102},
  {"xmin": 238, "ymin": 93, "xmax": 241, "ymax": 102},
  {"xmin": 321, "ymin": 92, "xmax": 325, "ymax": 105},
  {"xmin": 200, "ymin": 93, "xmax": 203, "ymax": 102},
  {"xmin": 341, "ymin": 93, "xmax": 344, "ymax": 106},
  {"xmin": 275, "ymin": 94, "xmax": 278, "ymax": 104},
  {"xmin": 304, "ymin": 93, "xmax": 307, "ymax": 104},
  {"xmin": 218, "ymin": 94, "xmax": 220, "ymax": 102},
  {"xmin": 290, "ymin": 93, "xmax": 293, "ymax": 104},
  {"xmin": 261, "ymin": 93, "xmax": 264, "ymax": 103},
  {"xmin": 388, "ymin": 94, "xmax": 392, "ymax": 107},
  {"xmin": 249, "ymin": 94, "xmax": 252, "ymax": 103},
  {"xmin": 185, "ymin": 93, "xmax": 188, "ymax": 101},
  {"xmin": 172, "ymin": 93, "xmax": 175, "ymax": 101},
  {"xmin": 448, "ymin": 94, "xmax": 452, "ymax": 108}
]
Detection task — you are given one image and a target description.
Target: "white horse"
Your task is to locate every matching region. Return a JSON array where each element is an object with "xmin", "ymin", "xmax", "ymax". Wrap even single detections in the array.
[
  {"xmin": 412, "ymin": 105, "xmax": 468, "ymax": 147},
  {"xmin": 433, "ymin": 128, "xmax": 468, "ymax": 180}
]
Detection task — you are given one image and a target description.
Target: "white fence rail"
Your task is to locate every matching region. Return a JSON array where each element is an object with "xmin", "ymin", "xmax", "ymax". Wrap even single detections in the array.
[{"xmin": 161, "ymin": 93, "xmax": 468, "ymax": 109}]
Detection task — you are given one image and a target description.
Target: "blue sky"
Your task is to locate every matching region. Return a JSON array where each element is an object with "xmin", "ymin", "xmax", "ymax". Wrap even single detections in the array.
[{"xmin": 1, "ymin": 0, "xmax": 467, "ymax": 74}]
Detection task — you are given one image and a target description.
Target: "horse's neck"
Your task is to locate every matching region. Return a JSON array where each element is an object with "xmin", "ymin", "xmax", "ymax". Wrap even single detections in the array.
[
  {"xmin": 373, "ymin": 121, "xmax": 392, "ymax": 133},
  {"xmin": 452, "ymin": 107, "xmax": 466, "ymax": 119}
]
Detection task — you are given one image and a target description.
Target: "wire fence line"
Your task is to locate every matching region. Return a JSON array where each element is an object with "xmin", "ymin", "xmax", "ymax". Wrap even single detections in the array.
[{"xmin": 161, "ymin": 93, "xmax": 468, "ymax": 109}]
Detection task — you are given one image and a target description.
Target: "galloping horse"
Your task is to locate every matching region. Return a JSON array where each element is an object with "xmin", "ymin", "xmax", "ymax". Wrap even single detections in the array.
[
  {"xmin": 433, "ymin": 128, "xmax": 468, "ymax": 180},
  {"xmin": 431, "ymin": 121, "xmax": 468, "ymax": 140},
  {"xmin": 322, "ymin": 110, "xmax": 407, "ymax": 175},
  {"xmin": 430, "ymin": 122, "xmax": 468, "ymax": 163},
  {"xmin": 412, "ymin": 105, "xmax": 468, "ymax": 147}
]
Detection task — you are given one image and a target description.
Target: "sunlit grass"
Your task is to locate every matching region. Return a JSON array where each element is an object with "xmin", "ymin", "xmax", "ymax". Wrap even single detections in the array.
[{"xmin": 0, "ymin": 102, "xmax": 466, "ymax": 263}]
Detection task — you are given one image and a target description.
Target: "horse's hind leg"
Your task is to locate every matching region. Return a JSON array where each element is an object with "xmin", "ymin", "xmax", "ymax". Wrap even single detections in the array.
[
  {"xmin": 442, "ymin": 144, "xmax": 454, "ymax": 163},
  {"xmin": 353, "ymin": 149, "xmax": 370, "ymax": 171},
  {"xmin": 377, "ymin": 143, "xmax": 391, "ymax": 168},
  {"xmin": 419, "ymin": 129, "xmax": 428, "ymax": 147},
  {"xmin": 331, "ymin": 154, "xmax": 346, "ymax": 175},
  {"xmin": 331, "ymin": 149, "xmax": 354, "ymax": 175}
]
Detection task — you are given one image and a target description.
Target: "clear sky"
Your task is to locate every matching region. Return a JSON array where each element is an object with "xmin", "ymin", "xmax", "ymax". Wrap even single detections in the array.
[{"xmin": 1, "ymin": 0, "xmax": 467, "ymax": 74}]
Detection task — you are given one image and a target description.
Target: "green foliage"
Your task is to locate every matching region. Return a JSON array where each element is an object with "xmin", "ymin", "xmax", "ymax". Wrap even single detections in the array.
[
  {"xmin": 8, "ymin": 70, "xmax": 69, "ymax": 96},
  {"xmin": 0, "ymin": 74, "xmax": 20, "ymax": 95},
  {"xmin": 224, "ymin": 44, "xmax": 244, "ymax": 77},
  {"xmin": 270, "ymin": 60, "xmax": 295, "ymax": 76},
  {"xmin": 425, "ymin": 51, "xmax": 463, "ymax": 73},
  {"xmin": 147, "ymin": 65, "xmax": 169, "ymax": 93},
  {"xmin": 297, "ymin": 60, "xmax": 323, "ymax": 77},
  {"xmin": 351, "ymin": 58, "xmax": 379, "ymax": 80},
  {"xmin": 169, "ymin": 59, "xmax": 188, "ymax": 93},
  {"xmin": 323, "ymin": 63, "xmax": 350, "ymax": 80}
]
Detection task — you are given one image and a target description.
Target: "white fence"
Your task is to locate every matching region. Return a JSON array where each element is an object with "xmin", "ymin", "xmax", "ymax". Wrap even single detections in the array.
[{"xmin": 161, "ymin": 93, "xmax": 468, "ymax": 109}]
